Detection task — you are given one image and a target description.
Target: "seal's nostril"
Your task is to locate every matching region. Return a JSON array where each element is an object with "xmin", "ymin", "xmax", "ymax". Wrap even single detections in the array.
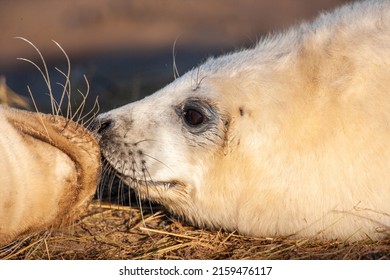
[
  {"xmin": 97, "ymin": 119, "xmax": 113, "ymax": 135},
  {"xmin": 91, "ymin": 118, "xmax": 113, "ymax": 135}
]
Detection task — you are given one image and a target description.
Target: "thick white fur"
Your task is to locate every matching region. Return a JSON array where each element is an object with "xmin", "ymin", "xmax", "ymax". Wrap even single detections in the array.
[{"xmin": 98, "ymin": 0, "xmax": 390, "ymax": 240}]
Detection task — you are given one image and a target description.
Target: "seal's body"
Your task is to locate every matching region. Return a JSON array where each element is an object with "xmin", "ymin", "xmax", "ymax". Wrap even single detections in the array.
[
  {"xmin": 0, "ymin": 105, "xmax": 100, "ymax": 245},
  {"xmin": 96, "ymin": 0, "xmax": 390, "ymax": 240}
]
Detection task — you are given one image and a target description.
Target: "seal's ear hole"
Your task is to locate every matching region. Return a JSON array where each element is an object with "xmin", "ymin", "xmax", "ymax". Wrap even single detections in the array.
[{"xmin": 184, "ymin": 108, "xmax": 204, "ymax": 126}]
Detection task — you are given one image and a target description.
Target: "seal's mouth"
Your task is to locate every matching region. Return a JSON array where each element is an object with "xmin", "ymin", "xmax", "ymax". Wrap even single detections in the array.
[
  {"xmin": 122, "ymin": 176, "xmax": 180, "ymax": 189},
  {"xmin": 99, "ymin": 155, "xmax": 181, "ymax": 190}
]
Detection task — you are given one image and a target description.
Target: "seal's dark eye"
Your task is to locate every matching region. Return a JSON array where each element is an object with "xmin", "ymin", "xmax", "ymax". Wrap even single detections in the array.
[{"xmin": 184, "ymin": 108, "xmax": 204, "ymax": 126}]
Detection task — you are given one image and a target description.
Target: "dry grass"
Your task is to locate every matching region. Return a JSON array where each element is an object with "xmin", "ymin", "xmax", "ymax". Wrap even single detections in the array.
[{"xmin": 1, "ymin": 200, "xmax": 390, "ymax": 260}]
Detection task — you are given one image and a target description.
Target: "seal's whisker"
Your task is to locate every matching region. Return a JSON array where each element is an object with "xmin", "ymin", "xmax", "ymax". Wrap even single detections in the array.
[
  {"xmin": 48, "ymin": 96, "xmax": 64, "ymax": 118},
  {"xmin": 54, "ymin": 67, "xmax": 71, "ymax": 117},
  {"xmin": 142, "ymin": 153, "xmax": 173, "ymax": 174},
  {"xmin": 116, "ymin": 161, "xmax": 128, "ymax": 206},
  {"xmin": 54, "ymin": 81, "xmax": 68, "ymax": 116},
  {"xmin": 72, "ymin": 77, "xmax": 90, "ymax": 125},
  {"xmin": 142, "ymin": 164, "xmax": 162, "ymax": 214},
  {"xmin": 15, "ymin": 38, "xmax": 55, "ymax": 114},
  {"xmin": 172, "ymin": 35, "xmax": 181, "ymax": 80},
  {"xmin": 17, "ymin": 57, "xmax": 55, "ymax": 115},
  {"xmin": 83, "ymin": 97, "xmax": 100, "ymax": 128},
  {"xmin": 140, "ymin": 164, "xmax": 161, "ymax": 212},
  {"xmin": 117, "ymin": 179, "xmax": 125, "ymax": 206},
  {"xmin": 16, "ymin": 58, "xmax": 49, "ymax": 89},
  {"xmin": 137, "ymin": 191, "xmax": 148, "ymax": 230},
  {"xmin": 141, "ymin": 164, "xmax": 153, "ymax": 201},
  {"xmin": 190, "ymin": 65, "xmax": 206, "ymax": 91},
  {"xmin": 17, "ymin": 37, "xmax": 99, "ymax": 130},
  {"xmin": 107, "ymin": 168, "xmax": 119, "ymax": 204},
  {"xmin": 26, "ymin": 85, "xmax": 51, "ymax": 141},
  {"xmin": 101, "ymin": 159, "xmax": 113, "ymax": 176},
  {"xmin": 96, "ymin": 161, "xmax": 112, "ymax": 201},
  {"xmin": 73, "ymin": 90, "xmax": 87, "ymax": 127},
  {"xmin": 75, "ymin": 89, "xmax": 89, "ymax": 123},
  {"xmin": 105, "ymin": 158, "xmax": 128, "ymax": 204},
  {"xmin": 52, "ymin": 40, "xmax": 72, "ymax": 117},
  {"xmin": 132, "ymin": 138, "xmax": 158, "ymax": 145}
]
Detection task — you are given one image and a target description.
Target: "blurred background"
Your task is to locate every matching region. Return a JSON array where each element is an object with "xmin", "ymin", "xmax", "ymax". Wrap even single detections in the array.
[{"xmin": 0, "ymin": 0, "xmax": 351, "ymax": 113}]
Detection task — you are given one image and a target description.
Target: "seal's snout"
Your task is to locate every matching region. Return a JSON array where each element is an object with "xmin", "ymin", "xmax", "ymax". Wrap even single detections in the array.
[{"xmin": 91, "ymin": 117, "xmax": 113, "ymax": 136}]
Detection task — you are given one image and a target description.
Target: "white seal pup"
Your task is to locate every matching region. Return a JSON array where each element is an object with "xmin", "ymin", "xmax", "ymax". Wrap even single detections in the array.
[
  {"xmin": 95, "ymin": 0, "xmax": 390, "ymax": 240},
  {"xmin": 0, "ymin": 105, "xmax": 101, "ymax": 246}
]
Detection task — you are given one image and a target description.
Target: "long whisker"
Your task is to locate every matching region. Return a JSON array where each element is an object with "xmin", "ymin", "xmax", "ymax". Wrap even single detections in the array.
[
  {"xmin": 75, "ymin": 75, "xmax": 91, "ymax": 124},
  {"xmin": 142, "ymin": 153, "xmax": 174, "ymax": 174},
  {"xmin": 26, "ymin": 86, "xmax": 51, "ymax": 141},
  {"xmin": 15, "ymin": 37, "xmax": 54, "ymax": 114},
  {"xmin": 52, "ymin": 40, "xmax": 72, "ymax": 118},
  {"xmin": 83, "ymin": 97, "xmax": 100, "ymax": 128},
  {"xmin": 172, "ymin": 34, "xmax": 182, "ymax": 80}
]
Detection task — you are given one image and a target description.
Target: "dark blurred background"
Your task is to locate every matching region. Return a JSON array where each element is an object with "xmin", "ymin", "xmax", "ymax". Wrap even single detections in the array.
[{"xmin": 0, "ymin": 0, "xmax": 351, "ymax": 113}]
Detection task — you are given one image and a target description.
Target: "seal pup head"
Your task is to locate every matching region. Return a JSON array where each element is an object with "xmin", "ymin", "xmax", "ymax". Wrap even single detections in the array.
[
  {"xmin": 96, "ymin": 0, "xmax": 390, "ymax": 240},
  {"xmin": 95, "ymin": 66, "xmax": 237, "ymax": 224}
]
